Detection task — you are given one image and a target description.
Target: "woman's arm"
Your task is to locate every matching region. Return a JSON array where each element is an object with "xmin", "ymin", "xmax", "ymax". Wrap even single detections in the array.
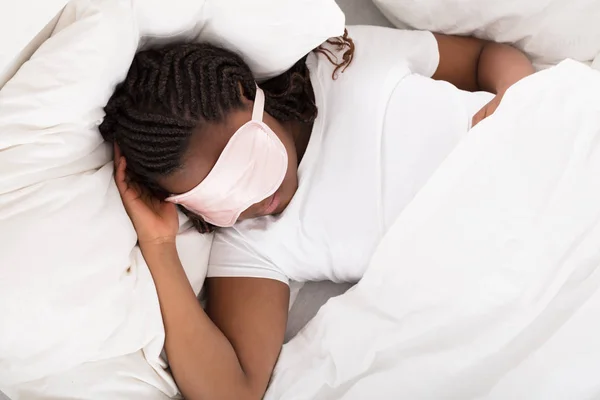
[
  {"xmin": 112, "ymin": 152, "xmax": 288, "ymax": 400},
  {"xmin": 432, "ymin": 34, "xmax": 535, "ymax": 94},
  {"xmin": 431, "ymin": 34, "xmax": 535, "ymax": 125},
  {"xmin": 143, "ymin": 243, "xmax": 289, "ymax": 400}
]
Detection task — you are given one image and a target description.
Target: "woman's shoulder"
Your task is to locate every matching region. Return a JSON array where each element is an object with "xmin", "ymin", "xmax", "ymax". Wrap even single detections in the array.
[{"xmin": 315, "ymin": 26, "xmax": 439, "ymax": 79}]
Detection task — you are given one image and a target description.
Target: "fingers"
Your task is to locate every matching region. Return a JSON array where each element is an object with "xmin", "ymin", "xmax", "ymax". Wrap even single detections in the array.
[
  {"xmin": 472, "ymin": 101, "xmax": 493, "ymax": 128},
  {"xmin": 113, "ymin": 142, "xmax": 122, "ymax": 160},
  {"xmin": 115, "ymin": 156, "xmax": 146, "ymax": 203},
  {"xmin": 472, "ymin": 94, "xmax": 505, "ymax": 128},
  {"xmin": 114, "ymin": 155, "xmax": 129, "ymax": 195},
  {"xmin": 472, "ymin": 108, "xmax": 485, "ymax": 128}
]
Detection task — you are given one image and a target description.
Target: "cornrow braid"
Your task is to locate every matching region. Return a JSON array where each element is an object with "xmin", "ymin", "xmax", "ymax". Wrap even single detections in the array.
[{"xmin": 100, "ymin": 35, "xmax": 354, "ymax": 234}]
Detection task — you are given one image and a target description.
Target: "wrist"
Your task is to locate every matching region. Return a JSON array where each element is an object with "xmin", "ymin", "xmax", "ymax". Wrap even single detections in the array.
[
  {"xmin": 496, "ymin": 72, "xmax": 532, "ymax": 94},
  {"xmin": 140, "ymin": 241, "xmax": 187, "ymax": 282},
  {"xmin": 139, "ymin": 239, "xmax": 178, "ymax": 260},
  {"xmin": 139, "ymin": 235, "xmax": 176, "ymax": 248},
  {"xmin": 492, "ymin": 67, "xmax": 534, "ymax": 95}
]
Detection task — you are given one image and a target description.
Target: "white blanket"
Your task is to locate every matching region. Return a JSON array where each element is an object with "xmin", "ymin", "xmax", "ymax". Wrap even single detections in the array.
[{"xmin": 266, "ymin": 60, "xmax": 600, "ymax": 400}]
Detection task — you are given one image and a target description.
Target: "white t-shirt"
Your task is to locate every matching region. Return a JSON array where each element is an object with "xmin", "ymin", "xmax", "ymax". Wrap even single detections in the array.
[{"xmin": 208, "ymin": 26, "xmax": 494, "ymax": 284}]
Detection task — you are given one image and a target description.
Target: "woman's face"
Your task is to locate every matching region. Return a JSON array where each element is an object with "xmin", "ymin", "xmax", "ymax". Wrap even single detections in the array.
[{"xmin": 157, "ymin": 105, "xmax": 299, "ymax": 222}]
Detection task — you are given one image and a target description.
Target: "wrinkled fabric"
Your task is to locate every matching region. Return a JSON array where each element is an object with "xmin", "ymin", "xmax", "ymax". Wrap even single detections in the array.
[{"xmin": 267, "ymin": 60, "xmax": 600, "ymax": 400}]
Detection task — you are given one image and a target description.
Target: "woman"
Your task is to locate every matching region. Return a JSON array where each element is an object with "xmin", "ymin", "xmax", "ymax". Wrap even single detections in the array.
[{"xmin": 101, "ymin": 26, "xmax": 534, "ymax": 400}]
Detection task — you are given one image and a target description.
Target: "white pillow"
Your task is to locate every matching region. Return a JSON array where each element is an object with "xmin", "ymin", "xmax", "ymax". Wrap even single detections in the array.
[
  {"xmin": 135, "ymin": 0, "xmax": 346, "ymax": 79},
  {"xmin": 0, "ymin": 1, "xmax": 173, "ymax": 391},
  {"xmin": 0, "ymin": 0, "xmax": 344, "ymax": 395},
  {"xmin": 0, "ymin": 0, "xmax": 68, "ymax": 88},
  {"xmin": 373, "ymin": 0, "xmax": 600, "ymax": 69}
]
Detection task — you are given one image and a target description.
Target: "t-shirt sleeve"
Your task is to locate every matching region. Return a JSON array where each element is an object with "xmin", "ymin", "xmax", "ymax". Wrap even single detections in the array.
[
  {"xmin": 207, "ymin": 230, "xmax": 290, "ymax": 285},
  {"xmin": 346, "ymin": 25, "xmax": 440, "ymax": 78}
]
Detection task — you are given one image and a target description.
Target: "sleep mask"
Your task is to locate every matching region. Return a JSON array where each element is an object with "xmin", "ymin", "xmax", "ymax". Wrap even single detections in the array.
[{"xmin": 165, "ymin": 86, "xmax": 288, "ymax": 227}]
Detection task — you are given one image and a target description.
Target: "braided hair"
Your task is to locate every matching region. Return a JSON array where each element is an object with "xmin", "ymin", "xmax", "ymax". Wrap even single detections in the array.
[{"xmin": 100, "ymin": 31, "xmax": 354, "ymax": 233}]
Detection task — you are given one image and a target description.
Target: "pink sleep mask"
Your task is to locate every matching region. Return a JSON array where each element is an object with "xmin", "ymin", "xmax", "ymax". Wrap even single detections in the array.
[{"xmin": 165, "ymin": 86, "xmax": 288, "ymax": 227}]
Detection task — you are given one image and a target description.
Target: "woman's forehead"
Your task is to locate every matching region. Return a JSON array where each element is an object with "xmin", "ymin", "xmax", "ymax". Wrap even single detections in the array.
[{"xmin": 158, "ymin": 110, "xmax": 250, "ymax": 194}]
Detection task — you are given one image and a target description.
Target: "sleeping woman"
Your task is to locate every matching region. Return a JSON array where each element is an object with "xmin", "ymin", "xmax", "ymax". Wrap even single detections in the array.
[{"xmin": 100, "ymin": 26, "xmax": 534, "ymax": 400}]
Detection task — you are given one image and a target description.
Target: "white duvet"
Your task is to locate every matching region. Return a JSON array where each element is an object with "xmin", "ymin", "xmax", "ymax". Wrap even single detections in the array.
[{"xmin": 266, "ymin": 60, "xmax": 600, "ymax": 400}]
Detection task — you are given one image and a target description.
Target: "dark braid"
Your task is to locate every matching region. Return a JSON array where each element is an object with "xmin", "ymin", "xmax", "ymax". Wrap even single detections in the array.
[{"xmin": 100, "ymin": 33, "xmax": 354, "ymax": 233}]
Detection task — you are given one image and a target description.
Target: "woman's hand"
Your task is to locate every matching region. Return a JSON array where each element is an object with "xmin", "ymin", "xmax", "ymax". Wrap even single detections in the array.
[
  {"xmin": 114, "ymin": 144, "xmax": 179, "ymax": 247},
  {"xmin": 472, "ymin": 91, "xmax": 504, "ymax": 128}
]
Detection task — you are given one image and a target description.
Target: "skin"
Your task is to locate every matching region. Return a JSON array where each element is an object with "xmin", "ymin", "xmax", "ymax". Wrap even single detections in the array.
[{"xmin": 114, "ymin": 34, "xmax": 535, "ymax": 400}]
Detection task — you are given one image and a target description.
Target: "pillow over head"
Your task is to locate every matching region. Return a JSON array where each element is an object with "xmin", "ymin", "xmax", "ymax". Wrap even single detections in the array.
[{"xmin": 135, "ymin": 0, "xmax": 345, "ymax": 79}]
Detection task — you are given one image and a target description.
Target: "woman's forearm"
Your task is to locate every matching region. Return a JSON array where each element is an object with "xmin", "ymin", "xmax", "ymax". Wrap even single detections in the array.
[
  {"xmin": 141, "ymin": 243, "xmax": 256, "ymax": 400},
  {"xmin": 477, "ymin": 42, "xmax": 535, "ymax": 94}
]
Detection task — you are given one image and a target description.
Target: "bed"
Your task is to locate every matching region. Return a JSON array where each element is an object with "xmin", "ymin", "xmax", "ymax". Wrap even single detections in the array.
[{"xmin": 3, "ymin": 0, "xmax": 600, "ymax": 399}]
